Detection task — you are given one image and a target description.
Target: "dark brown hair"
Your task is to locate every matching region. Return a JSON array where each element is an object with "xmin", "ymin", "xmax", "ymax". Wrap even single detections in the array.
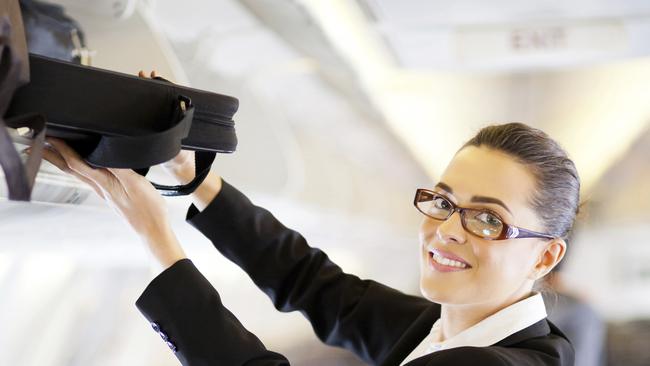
[{"xmin": 462, "ymin": 122, "xmax": 580, "ymax": 242}]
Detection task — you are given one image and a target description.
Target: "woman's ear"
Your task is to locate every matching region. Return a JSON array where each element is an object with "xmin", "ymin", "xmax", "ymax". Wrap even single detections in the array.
[{"xmin": 529, "ymin": 238, "xmax": 566, "ymax": 280}]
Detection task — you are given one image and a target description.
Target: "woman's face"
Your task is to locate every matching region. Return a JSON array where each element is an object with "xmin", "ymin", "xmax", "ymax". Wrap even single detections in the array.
[{"xmin": 419, "ymin": 145, "xmax": 554, "ymax": 306}]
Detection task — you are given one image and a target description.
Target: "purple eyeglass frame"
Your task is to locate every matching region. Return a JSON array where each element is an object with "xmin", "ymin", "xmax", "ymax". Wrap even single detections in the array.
[{"xmin": 414, "ymin": 188, "xmax": 555, "ymax": 241}]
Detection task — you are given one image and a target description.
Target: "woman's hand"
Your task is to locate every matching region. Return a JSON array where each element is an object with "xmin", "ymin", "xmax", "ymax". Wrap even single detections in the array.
[
  {"xmin": 160, "ymin": 148, "xmax": 223, "ymax": 211},
  {"xmin": 139, "ymin": 69, "xmax": 196, "ymax": 185},
  {"xmin": 161, "ymin": 149, "xmax": 196, "ymax": 185},
  {"xmin": 39, "ymin": 137, "xmax": 186, "ymax": 269}
]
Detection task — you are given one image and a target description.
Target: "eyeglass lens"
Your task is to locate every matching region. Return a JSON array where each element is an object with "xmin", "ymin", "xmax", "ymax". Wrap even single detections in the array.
[{"xmin": 416, "ymin": 191, "xmax": 504, "ymax": 239}]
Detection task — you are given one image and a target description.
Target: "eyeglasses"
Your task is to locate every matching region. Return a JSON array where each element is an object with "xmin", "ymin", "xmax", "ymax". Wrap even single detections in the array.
[{"xmin": 413, "ymin": 189, "xmax": 555, "ymax": 241}]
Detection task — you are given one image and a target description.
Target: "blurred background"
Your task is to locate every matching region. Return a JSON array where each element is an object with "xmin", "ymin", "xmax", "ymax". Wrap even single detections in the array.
[{"xmin": 0, "ymin": 0, "xmax": 649, "ymax": 365}]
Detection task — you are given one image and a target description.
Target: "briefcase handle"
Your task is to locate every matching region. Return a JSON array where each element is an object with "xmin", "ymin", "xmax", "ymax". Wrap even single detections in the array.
[
  {"xmin": 135, "ymin": 150, "xmax": 216, "ymax": 197},
  {"xmin": 84, "ymin": 95, "xmax": 193, "ymax": 169},
  {"xmin": 82, "ymin": 94, "xmax": 215, "ymax": 197}
]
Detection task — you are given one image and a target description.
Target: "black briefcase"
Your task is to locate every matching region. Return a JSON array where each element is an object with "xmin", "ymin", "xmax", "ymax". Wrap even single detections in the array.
[
  {"xmin": 7, "ymin": 53, "xmax": 239, "ymax": 169},
  {"xmin": 4, "ymin": 53, "xmax": 239, "ymax": 197}
]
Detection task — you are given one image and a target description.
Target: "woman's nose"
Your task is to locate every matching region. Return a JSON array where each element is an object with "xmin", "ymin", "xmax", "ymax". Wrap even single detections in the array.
[{"xmin": 435, "ymin": 211, "xmax": 467, "ymax": 244}]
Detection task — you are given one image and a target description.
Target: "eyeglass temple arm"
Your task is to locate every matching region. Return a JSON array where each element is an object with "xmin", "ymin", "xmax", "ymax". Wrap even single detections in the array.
[{"xmin": 506, "ymin": 226, "xmax": 555, "ymax": 240}]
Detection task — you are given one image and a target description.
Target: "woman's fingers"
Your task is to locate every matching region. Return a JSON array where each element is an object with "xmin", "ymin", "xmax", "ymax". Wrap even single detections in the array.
[
  {"xmin": 46, "ymin": 138, "xmax": 109, "ymax": 185},
  {"xmin": 107, "ymin": 167, "xmax": 138, "ymax": 182},
  {"xmin": 106, "ymin": 167, "xmax": 144, "ymax": 194},
  {"xmin": 44, "ymin": 138, "xmax": 124, "ymax": 202},
  {"xmin": 39, "ymin": 145, "xmax": 69, "ymax": 173},
  {"xmin": 44, "ymin": 138, "xmax": 149, "ymax": 201},
  {"xmin": 40, "ymin": 145, "xmax": 106, "ymax": 199},
  {"xmin": 137, "ymin": 70, "xmax": 157, "ymax": 79}
]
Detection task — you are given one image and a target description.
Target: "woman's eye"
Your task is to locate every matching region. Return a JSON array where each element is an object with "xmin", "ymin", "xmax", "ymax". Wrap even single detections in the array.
[
  {"xmin": 433, "ymin": 197, "xmax": 451, "ymax": 210},
  {"xmin": 475, "ymin": 212, "xmax": 501, "ymax": 226}
]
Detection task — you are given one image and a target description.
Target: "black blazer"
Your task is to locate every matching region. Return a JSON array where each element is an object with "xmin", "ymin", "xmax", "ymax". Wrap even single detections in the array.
[{"xmin": 136, "ymin": 181, "xmax": 575, "ymax": 366}]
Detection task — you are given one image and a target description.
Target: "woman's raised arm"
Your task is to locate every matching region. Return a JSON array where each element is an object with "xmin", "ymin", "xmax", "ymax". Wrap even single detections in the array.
[
  {"xmin": 39, "ymin": 139, "xmax": 290, "ymax": 365},
  {"xmin": 166, "ymin": 153, "xmax": 438, "ymax": 365}
]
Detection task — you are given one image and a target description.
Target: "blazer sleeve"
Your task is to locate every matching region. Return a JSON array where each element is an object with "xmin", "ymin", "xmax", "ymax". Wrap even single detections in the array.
[
  {"xmin": 136, "ymin": 258, "xmax": 290, "ymax": 366},
  {"xmin": 183, "ymin": 180, "xmax": 439, "ymax": 365}
]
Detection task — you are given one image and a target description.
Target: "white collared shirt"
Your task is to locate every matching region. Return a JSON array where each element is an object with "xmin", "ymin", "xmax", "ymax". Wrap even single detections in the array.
[{"xmin": 400, "ymin": 292, "xmax": 547, "ymax": 365}]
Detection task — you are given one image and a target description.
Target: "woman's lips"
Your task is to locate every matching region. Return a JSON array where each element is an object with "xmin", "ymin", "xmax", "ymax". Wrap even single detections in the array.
[{"xmin": 427, "ymin": 248, "xmax": 472, "ymax": 273}]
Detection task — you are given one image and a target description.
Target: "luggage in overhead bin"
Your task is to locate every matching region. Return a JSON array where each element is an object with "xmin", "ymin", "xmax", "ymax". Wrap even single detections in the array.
[
  {"xmin": 7, "ymin": 53, "xmax": 239, "ymax": 164},
  {"xmin": 5, "ymin": 53, "xmax": 240, "ymax": 197},
  {"xmin": 19, "ymin": 0, "xmax": 90, "ymax": 64},
  {"xmin": 1, "ymin": 0, "xmax": 240, "ymax": 201}
]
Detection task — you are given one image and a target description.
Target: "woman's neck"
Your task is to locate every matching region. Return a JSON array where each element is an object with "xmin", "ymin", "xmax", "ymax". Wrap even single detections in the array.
[{"xmin": 439, "ymin": 287, "xmax": 535, "ymax": 341}]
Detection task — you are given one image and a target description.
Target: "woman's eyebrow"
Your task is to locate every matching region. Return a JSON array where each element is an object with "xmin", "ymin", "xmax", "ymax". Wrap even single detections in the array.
[
  {"xmin": 434, "ymin": 182, "xmax": 454, "ymax": 193},
  {"xmin": 470, "ymin": 196, "xmax": 512, "ymax": 214},
  {"xmin": 435, "ymin": 181, "xmax": 512, "ymax": 214}
]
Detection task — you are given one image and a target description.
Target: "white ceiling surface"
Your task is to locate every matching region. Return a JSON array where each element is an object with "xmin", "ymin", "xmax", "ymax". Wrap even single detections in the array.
[
  {"xmin": 363, "ymin": 0, "xmax": 650, "ymax": 70},
  {"xmin": 295, "ymin": 0, "xmax": 650, "ymax": 196}
]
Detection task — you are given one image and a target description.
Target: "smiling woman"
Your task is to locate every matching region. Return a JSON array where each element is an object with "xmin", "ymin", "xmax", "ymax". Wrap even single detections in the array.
[
  {"xmin": 405, "ymin": 123, "xmax": 580, "ymax": 364},
  {"xmin": 41, "ymin": 122, "xmax": 578, "ymax": 365}
]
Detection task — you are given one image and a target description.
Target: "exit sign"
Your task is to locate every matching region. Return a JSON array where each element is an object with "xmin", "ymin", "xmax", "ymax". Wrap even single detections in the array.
[
  {"xmin": 452, "ymin": 20, "xmax": 630, "ymax": 70},
  {"xmin": 511, "ymin": 26, "xmax": 567, "ymax": 51}
]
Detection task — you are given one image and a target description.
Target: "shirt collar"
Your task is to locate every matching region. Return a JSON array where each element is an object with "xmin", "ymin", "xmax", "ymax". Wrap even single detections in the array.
[{"xmin": 424, "ymin": 292, "xmax": 547, "ymax": 353}]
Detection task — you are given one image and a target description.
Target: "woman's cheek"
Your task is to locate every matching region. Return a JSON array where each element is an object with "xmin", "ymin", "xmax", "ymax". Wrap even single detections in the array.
[
  {"xmin": 472, "ymin": 249, "xmax": 511, "ymax": 296},
  {"xmin": 477, "ymin": 245, "xmax": 529, "ymax": 297}
]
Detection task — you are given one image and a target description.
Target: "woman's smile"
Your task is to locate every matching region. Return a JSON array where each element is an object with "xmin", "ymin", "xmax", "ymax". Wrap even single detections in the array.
[{"xmin": 427, "ymin": 248, "xmax": 473, "ymax": 273}]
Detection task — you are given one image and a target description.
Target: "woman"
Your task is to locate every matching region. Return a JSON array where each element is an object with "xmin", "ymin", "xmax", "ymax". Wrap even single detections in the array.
[{"xmin": 38, "ymin": 122, "xmax": 578, "ymax": 365}]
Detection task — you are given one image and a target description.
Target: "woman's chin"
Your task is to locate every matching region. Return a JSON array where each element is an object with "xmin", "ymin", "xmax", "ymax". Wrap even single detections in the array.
[
  {"xmin": 418, "ymin": 256, "xmax": 472, "ymax": 303},
  {"xmin": 419, "ymin": 272, "xmax": 474, "ymax": 305},
  {"xmin": 420, "ymin": 278, "xmax": 452, "ymax": 304}
]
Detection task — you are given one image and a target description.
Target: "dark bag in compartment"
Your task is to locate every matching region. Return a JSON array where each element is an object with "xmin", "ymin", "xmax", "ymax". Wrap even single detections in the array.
[
  {"xmin": 8, "ymin": 54, "xmax": 239, "ymax": 164},
  {"xmin": 19, "ymin": 0, "xmax": 89, "ymax": 64},
  {"xmin": 7, "ymin": 53, "xmax": 239, "ymax": 196}
]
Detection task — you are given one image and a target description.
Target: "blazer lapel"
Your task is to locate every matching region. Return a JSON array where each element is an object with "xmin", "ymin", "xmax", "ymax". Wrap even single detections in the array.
[
  {"xmin": 381, "ymin": 304, "xmax": 441, "ymax": 366},
  {"xmin": 494, "ymin": 319, "xmax": 551, "ymax": 346}
]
